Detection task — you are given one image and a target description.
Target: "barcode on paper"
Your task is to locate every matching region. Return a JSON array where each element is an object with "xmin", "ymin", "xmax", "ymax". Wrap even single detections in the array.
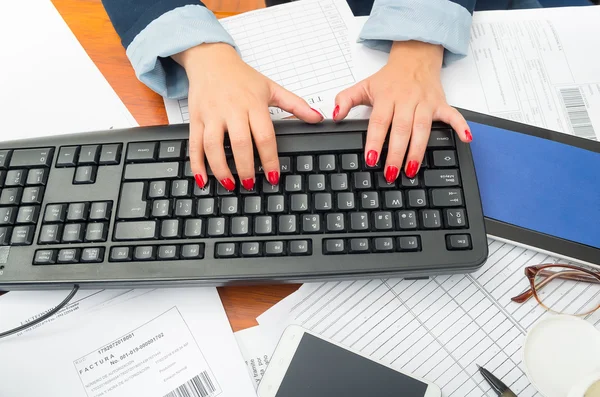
[
  {"xmin": 163, "ymin": 371, "xmax": 217, "ymax": 397},
  {"xmin": 559, "ymin": 87, "xmax": 597, "ymax": 140}
]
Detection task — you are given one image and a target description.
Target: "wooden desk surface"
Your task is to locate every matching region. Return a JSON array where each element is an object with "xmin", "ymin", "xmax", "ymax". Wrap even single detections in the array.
[{"xmin": 51, "ymin": 0, "xmax": 300, "ymax": 332}]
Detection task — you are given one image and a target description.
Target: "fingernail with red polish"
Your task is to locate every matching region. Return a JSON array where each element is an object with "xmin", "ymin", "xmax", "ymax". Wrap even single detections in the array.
[
  {"xmin": 366, "ymin": 150, "xmax": 378, "ymax": 167},
  {"xmin": 194, "ymin": 174, "xmax": 205, "ymax": 189},
  {"xmin": 465, "ymin": 129, "xmax": 473, "ymax": 142},
  {"xmin": 268, "ymin": 170, "xmax": 280, "ymax": 185},
  {"xmin": 242, "ymin": 178, "xmax": 254, "ymax": 191},
  {"xmin": 406, "ymin": 161, "xmax": 419, "ymax": 179},
  {"xmin": 385, "ymin": 166, "xmax": 399, "ymax": 184},
  {"xmin": 311, "ymin": 108, "xmax": 324, "ymax": 121},
  {"xmin": 332, "ymin": 105, "xmax": 340, "ymax": 120},
  {"xmin": 220, "ymin": 178, "xmax": 235, "ymax": 191}
]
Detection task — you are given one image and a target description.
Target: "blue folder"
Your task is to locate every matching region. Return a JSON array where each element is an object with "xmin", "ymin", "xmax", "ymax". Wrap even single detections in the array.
[{"xmin": 464, "ymin": 115, "xmax": 600, "ymax": 257}]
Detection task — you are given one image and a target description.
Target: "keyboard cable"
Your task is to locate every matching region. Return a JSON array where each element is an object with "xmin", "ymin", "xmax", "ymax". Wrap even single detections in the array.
[{"xmin": 0, "ymin": 284, "xmax": 79, "ymax": 340}]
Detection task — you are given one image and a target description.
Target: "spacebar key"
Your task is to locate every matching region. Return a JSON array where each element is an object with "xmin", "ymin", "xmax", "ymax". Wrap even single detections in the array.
[
  {"xmin": 114, "ymin": 221, "xmax": 158, "ymax": 241},
  {"xmin": 124, "ymin": 162, "xmax": 180, "ymax": 180}
]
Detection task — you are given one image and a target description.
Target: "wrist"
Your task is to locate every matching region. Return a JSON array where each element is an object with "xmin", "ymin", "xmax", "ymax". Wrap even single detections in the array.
[
  {"xmin": 388, "ymin": 41, "xmax": 443, "ymax": 72},
  {"xmin": 172, "ymin": 42, "xmax": 238, "ymax": 71}
]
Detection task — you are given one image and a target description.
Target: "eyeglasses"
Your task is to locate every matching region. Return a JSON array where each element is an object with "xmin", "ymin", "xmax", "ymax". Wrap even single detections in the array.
[{"xmin": 511, "ymin": 264, "xmax": 600, "ymax": 316}]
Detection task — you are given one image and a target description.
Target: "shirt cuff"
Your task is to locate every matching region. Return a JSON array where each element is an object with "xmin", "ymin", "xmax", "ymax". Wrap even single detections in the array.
[
  {"xmin": 126, "ymin": 4, "xmax": 237, "ymax": 99},
  {"xmin": 358, "ymin": 0, "xmax": 472, "ymax": 64}
]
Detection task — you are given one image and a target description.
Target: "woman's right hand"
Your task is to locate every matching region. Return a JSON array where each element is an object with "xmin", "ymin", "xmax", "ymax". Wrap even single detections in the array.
[{"xmin": 172, "ymin": 43, "xmax": 323, "ymax": 191}]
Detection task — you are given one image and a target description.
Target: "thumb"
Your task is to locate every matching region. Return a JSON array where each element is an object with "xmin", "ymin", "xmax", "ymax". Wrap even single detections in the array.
[
  {"xmin": 269, "ymin": 83, "xmax": 324, "ymax": 123},
  {"xmin": 333, "ymin": 80, "xmax": 370, "ymax": 121}
]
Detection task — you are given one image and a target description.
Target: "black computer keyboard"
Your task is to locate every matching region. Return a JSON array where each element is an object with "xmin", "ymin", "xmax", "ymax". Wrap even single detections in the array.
[{"xmin": 0, "ymin": 120, "xmax": 487, "ymax": 289}]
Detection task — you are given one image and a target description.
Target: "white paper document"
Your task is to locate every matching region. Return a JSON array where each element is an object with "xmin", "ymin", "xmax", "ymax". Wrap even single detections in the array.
[
  {"xmin": 0, "ymin": 288, "xmax": 255, "ymax": 397},
  {"xmin": 164, "ymin": 0, "xmax": 360, "ymax": 124},
  {"xmin": 0, "ymin": 0, "xmax": 137, "ymax": 142},
  {"xmin": 235, "ymin": 325, "xmax": 277, "ymax": 390},
  {"xmin": 258, "ymin": 239, "xmax": 600, "ymax": 397},
  {"xmin": 353, "ymin": 6, "xmax": 600, "ymax": 140}
]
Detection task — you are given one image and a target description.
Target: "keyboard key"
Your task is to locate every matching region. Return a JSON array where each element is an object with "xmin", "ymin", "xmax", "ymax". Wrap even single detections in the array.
[
  {"xmin": 432, "ymin": 188, "xmax": 463, "ymax": 207},
  {"xmin": 267, "ymin": 195, "xmax": 285, "ymax": 213},
  {"xmin": 336, "ymin": 192, "xmax": 355, "ymax": 211},
  {"xmin": 445, "ymin": 208, "xmax": 468, "ymax": 228},
  {"xmin": 110, "ymin": 246, "xmax": 132, "ymax": 262},
  {"xmin": 220, "ymin": 197, "xmax": 239, "ymax": 215},
  {"xmin": 159, "ymin": 141, "xmax": 184, "ymax": 160},
  {"xmin": 62, "ymin": 223, "xmax": 84, "ymax": 243},
  {"xmin": 181, "ymin": 244, "xmax": 204, "ymax": 259},
  {"xmin": 21, "ymin": 186, "xmax": 43, "ymax": 204},
  {"xmin": 85, "ymin": 222, "xmax": 108, "ymax": 242},
  {"xmin": 446, "ymin": 234, "xmax": 471, "ymax": 250},
  {"xmin": 161, "ymin": 219, "xmax": 180, "ymax": 239},
  {"xmin": 81, "ymin": 247, "xmax": 105, "ymax": 263},
  {"xmin": 184, "ymin": 161, "xmax": 194, "ymax": 177},
  {"xmin": 58, "ymin": 248, "xmax": 79, "ymax": 263},
  {"xmin": 279, "ymin": 157, "xmax": 292, "ymax": 173},
  {"xmin": 0, "ymin": 170, "xmax": 5, "ymax": 187},
  {"xmin": 262, "ymin": 177, "xmax": 281, "ymax": 194},
  {"xmin": 171, "ymin": 180, "xmax": 189, "ymax": 197},
  {"xmin": 433, "ymin": 150, "xmax": 457, "ymax": 167},
  {"xmin": 184, "ymin": 219, "xmax": 203, "ymax": 238},
  {"xmin": 308, "ymin": 174, "xmax": 326, "ymax": 192},
  {"xmin": 290, "ymin": 194, "xmax": 309, "ymax": 212},
  {"xmin": 302, "ymin": 214, "xmax": 321, "ymax": 233},
  {"xmin": 0, "ymin": 207, "xmax": 16, "ymax": 225},
  {"xmin": 254, "ymin": 216, "xmax": 273, "ymax": 235},
  {"xmin": 324, "ymin": 239, "xmax": 345, "ymax": 254},
  {"xmin": 78, "ymin": 145, "xmax": 100, "ymax": 165},
  {"xmin": 341, "ymin": 154, "xmax": 359, "ymax": 171},
  {"xmin": 89, "ymin": 201, "xmax": 112, "ymax": 221},
  {"xmin": 397, "ymin": 210, "xmax": 417, "ymax": 229},
  {"xmin": 73, "ymin": 166, "xmax": 97, "ymax": 184},
  {"xmin": 207, "ymin": 217, "xmax": 226, "ymax": 236},
  {"xmin": 424, "ymin": 169, "xmax": 461, "ymax": 187},
  {"xmin": 126, "ymin": 142, "xmax": 157, "ymax": 162},
  {"xmin": 231, "ymin": 216, "xmax": 250, "ymax": 236},
  {"xmin": 38, "ymin": 224, "xmax": 62, "ymax": 244},
  {"xmin": 34, "ymin": 249, "xmax": 57, "ymax": 265},
  {"xmin": 314, "ymin": 193, "xmax": 332, "ymax": 211},
  {"xmin": 99, "ymin": 144, "xmax": 122, "ymax": 165},
  {"xmin": 265, "ymin": 241, "xmax": 285, "ymax": 256},
  {"xmin": 350, "ymin": 212, "xmax": 369, "ymax": 231},
  {"xmin": 397, "ymin": 236, "xmax": 420, "ymax": 251},
  {"xmin": 427, "ymin": 129, "xmax": 455, "ymax": 148},
  {"xmin": 124, "ymin": 162, "xmax": 179, "ymax": 180},
  {"xmin": 148, "ymin": 181, "xmax": 168, "ymax": 199},
  {"xmin": 278, "ymin": 215, "xmax": 297, "ymax": 234},
  {"xmin": 374, "ymin": 212, "xmax": 393, "ymax": 230},
  {"xmin": 374, "ymin": 237, "xmax": 394, "ymax": 252},
  {"xmin": 296, "ymin": 155, "xmax": 313, "ymax": 172},
  {"xmin": 134, "ymin": 246, "xmax": 155, "ymax": 260},
  {"xmin": 0, "ymin": 187, "xmax": 22, "ymax": 205},
  {"xmin": 197, "ymin": 198, "xmax": 216, "ymax": 216},
  {"xmin": 117, "ymin": 182, "xmax": 148, "ymax": 220},
  {"xmin": 330, "ymin": 174, "xmax": 348, "ymax": 191},
  {"xmin": 0, "ymin": 150, "xmax": 11, "ymax": 169},
  {"xmin": 319, "ymin": 155, "xmax": 336, "ymax": 172},
  {"xmin": 193, "ymin": 179, "xmax": 213, "ymax": 196},
  {"xmin": 289, "ymin": 240, "xmax": 310, "ymax": 255},
  {"xmin": 421, "ymin": 209, "xmax": 442, "ymax": 229},
  {"xmin": 244, "ymin": 196, "xmax": 262, "ymax": 214},
  {"xmin": 216, "ymin": 243, "xmax": 238, "ymax": 258},
  {"xmin": 241, "ymin": 242, "xmax": 261, "ymax": 257},
  {"xmin": 401, "ymin": 173, "xmax": 420, "ymax": 188},
  {"xmin": 5, "ymin": 169, "xmax": 26, "ymax": 187},
  {"xmin": 360, "ymin": 191, "xmax": 379, "ymax": 210},
  {"xmin": 0, "ymin": 226, "xmax": 11, "ymax": 245},
  {"xmin": 11, "ymin": 225, "xmax": 34, "ymax": 245},
  {"xmin": 67, "ymin": 202, "xmax": 89, "ymax": 221},
  {"xmin": 326, "ymin": 213, "xmax": 345, "ymax": 232},
  {"xmin": 9, "ymin": 148, "xmax": 53, "ymax": 168},
  {"xmin": 152, "ymin": 199, "xmax": 171, "ymax": 218},
  {"xmin": 16, "ymin": 206, "xmax": 39, "ymax": 224},
  {"xmin": 285, "ymin": 175, "xmax": 303, "ymax": 192},
  {"xmin": 175, "ymin": 199, "xmax": 193, "ymax": 217},
  {"xmin": 114, "ymin": 221, "xmax": 157, "ymax": 241},
  {"xmin": 158, "ymin": 245, "xmax": 178, "ymax": 260},
  {"xmin": 408, "ymin": 190, "xmax": 427, "ymax": 208},
  {"xmin": 384, "ymin": 191, "xmax": 403, "ymax": 209},
  {"xmin": 350, "ymin": 238, "xmax": 370, "ymax": 253},
  {"xmin": 353, "ymin": 172, "xmax": 372, "ymax": 190},
  {"xmin": 56, "ymin": 146, "xmax": 79, "ymax": 167},
  {"xmin": 44, "ymin": 204, "xmax": 67, "ymax": 223},
  {"xmin": 376, "ymin": 172, "xmax": 395, "ymax": 189},
  {"xmin": 26, "ymin": 168, "xmax": 47, "ymax": 185}
]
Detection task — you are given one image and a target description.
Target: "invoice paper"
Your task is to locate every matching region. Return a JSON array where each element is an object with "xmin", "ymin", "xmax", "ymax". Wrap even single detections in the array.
[
  {"xmin": 0, "ymin": 288, "xmax": 256, "ymax": 397},
  {"xmin": 353, "ymin": 6, "xmax": 600, "ymax": 140}
]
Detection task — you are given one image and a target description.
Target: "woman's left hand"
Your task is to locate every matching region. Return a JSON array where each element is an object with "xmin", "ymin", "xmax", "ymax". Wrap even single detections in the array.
[{"xmin": 333, "ymin": 40, "xmax": 473, "ymax": 183}]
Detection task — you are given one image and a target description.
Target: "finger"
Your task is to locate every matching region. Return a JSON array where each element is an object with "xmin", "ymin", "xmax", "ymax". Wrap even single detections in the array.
[
  {"xmin": 384, "ymin": 102, "xmax": 418, "ymax": 183},
  {"xmin": 227, "ymin": 115, "xmax": 255, "ymax": 191},
  {"xmin": 364, "ymin": 101, "xmax": 394, "ymax": 169},
  {"xmin": 188, "ymin": 118, "xmax": 208, "ymax": 189},
  {"xmin": 203, "ymin": 121, "xmax": 236, "ymax": 191},
  {"xmin": 435, "ymin": 105, "xmax": 472, "ymax": 142},
  {"xmin": 269, "ymin": 83, "xmax": 323, "ymax": 123},
  {"xmin": 404, "ymin": 104, "xmax": 433, "ymax": 179},
  {"xmin": 249, "ymin": 106, "xmax": 280, "ymax": 186},
  {"xmin": 333, "ymin": 80, "xmax": 370, "ymax": 121}
]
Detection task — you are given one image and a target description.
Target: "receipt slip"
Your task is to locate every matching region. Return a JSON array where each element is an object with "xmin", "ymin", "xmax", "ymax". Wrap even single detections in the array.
[{"xmin": 0, "ymin": 288, "xmax": 256, "ymax": 397}]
